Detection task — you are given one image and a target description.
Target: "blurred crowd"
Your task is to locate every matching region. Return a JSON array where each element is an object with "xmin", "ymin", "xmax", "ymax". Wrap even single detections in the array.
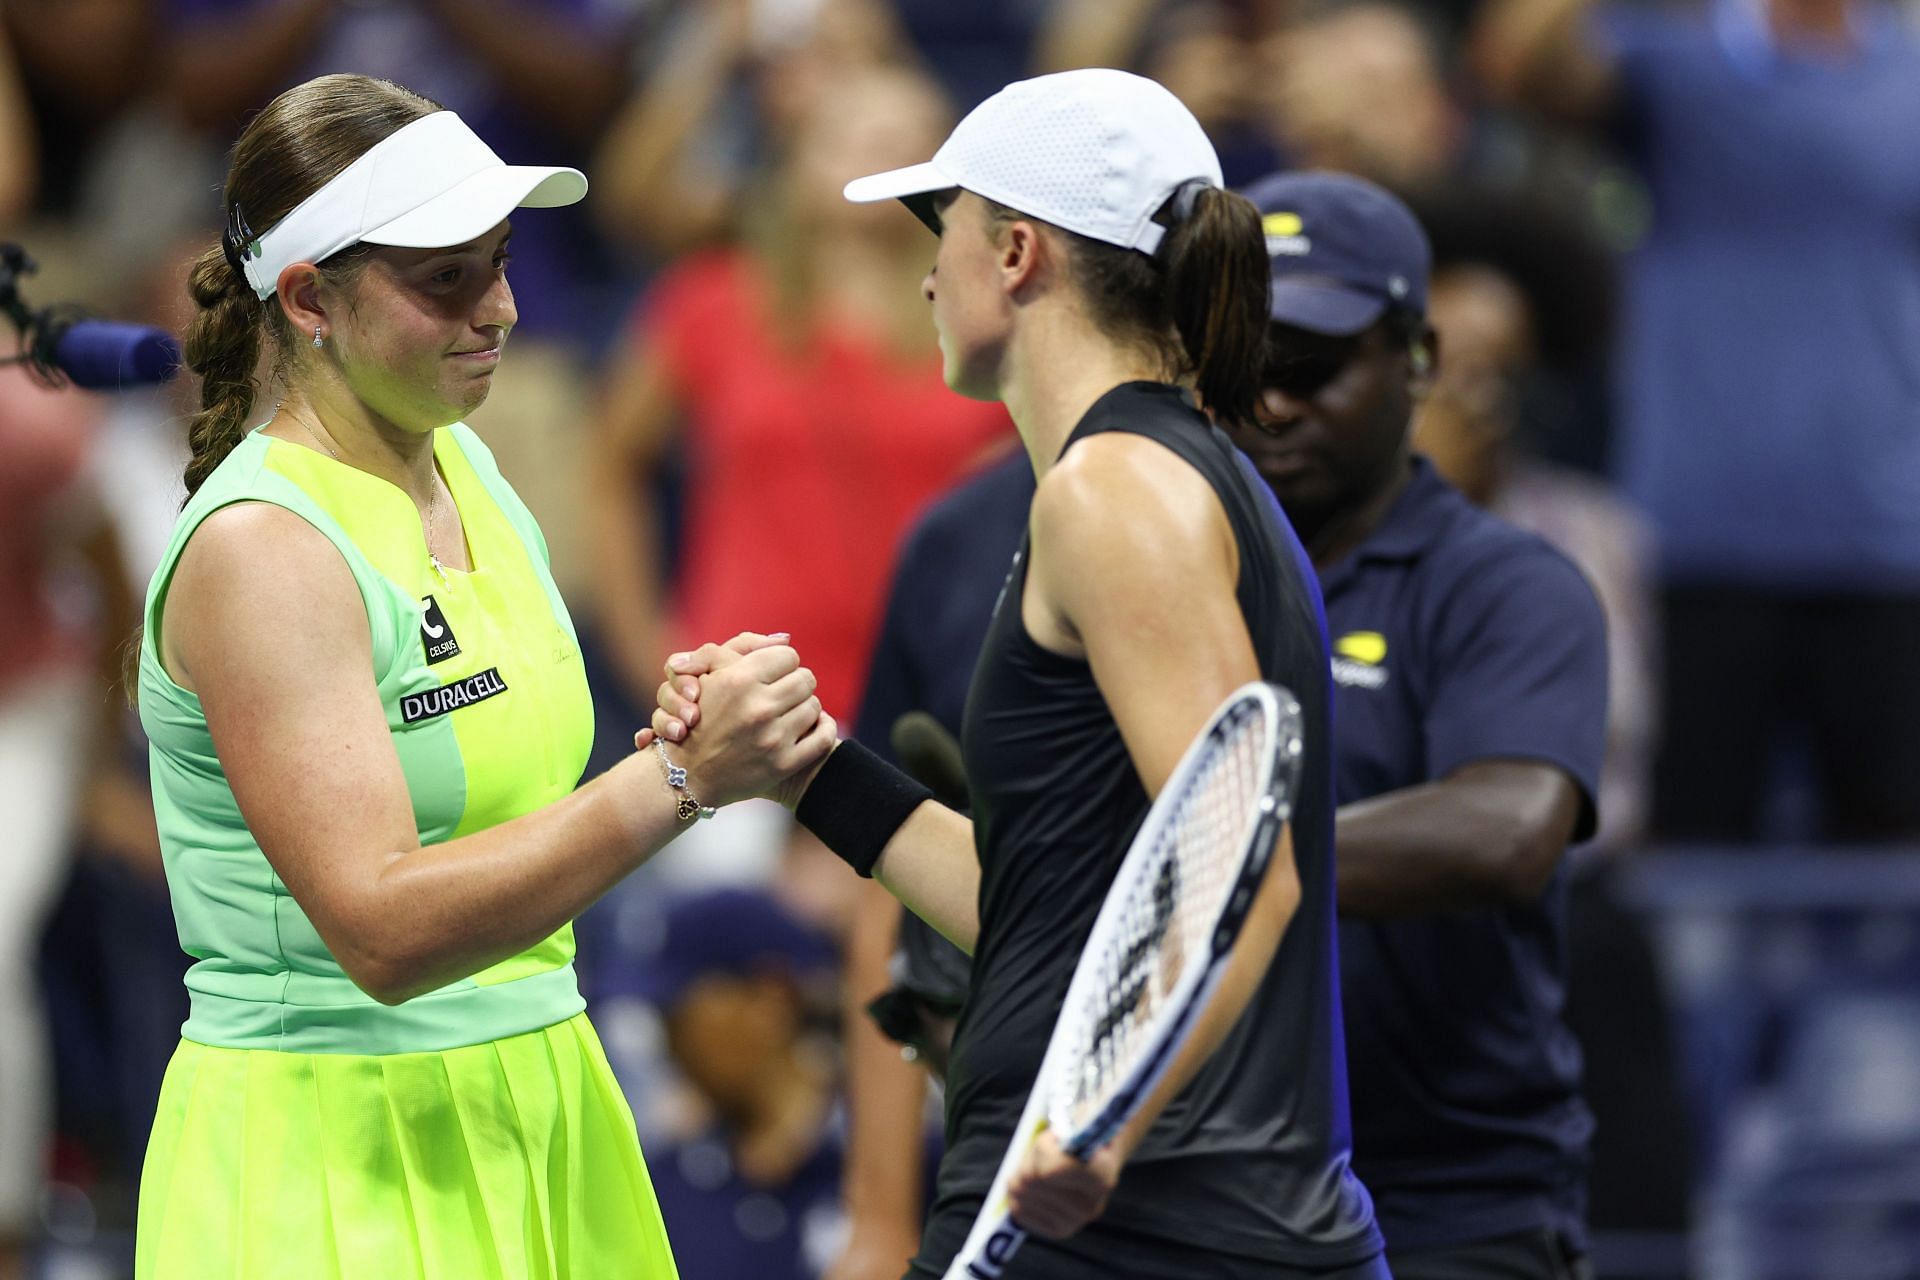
[{"xmin": 4, "ymin": 0, "xmax": 1920, "ymax": 1276}]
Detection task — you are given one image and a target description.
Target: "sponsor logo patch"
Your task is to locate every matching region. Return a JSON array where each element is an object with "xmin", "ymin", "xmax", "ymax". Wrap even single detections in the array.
[
  {"xmin": 1332, "ymin": 630, "xmax": 1390, "ymax": 689},
  {"xmin": 420, "ymin": 595, "xmax": 461, "ymax": 665},
  {"xmin": 401, "ymin": 667, "xmax": 508, "ymax": 723}
]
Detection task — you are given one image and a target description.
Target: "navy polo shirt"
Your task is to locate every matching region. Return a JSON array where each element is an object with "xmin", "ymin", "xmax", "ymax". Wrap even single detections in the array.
[
  {"xmin": 649, "ymin": 1124, "xmax": 848, "ymax": 1280},
  {"xmin": 855, "ymin": 447, "xmax": 1035, "ymax": 753},
  {"xmin": 1323, "ymin": 458, "xmax": 1607, "ymax": 1252}
]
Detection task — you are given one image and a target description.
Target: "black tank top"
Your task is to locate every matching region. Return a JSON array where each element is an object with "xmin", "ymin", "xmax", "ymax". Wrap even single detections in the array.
[{"xmin": 918, "ymin": 383, "xmax": 1381, "ymax": 1275}]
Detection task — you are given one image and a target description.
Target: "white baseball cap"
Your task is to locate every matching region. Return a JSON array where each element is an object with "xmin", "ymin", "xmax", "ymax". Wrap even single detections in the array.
[
  {"xmin": 232, "ymin": 110, "xmax": 587, "ymax": 300},
  {"xmin": 843, "ymin": 68, "xmax": 1222, "ymax": 257}
]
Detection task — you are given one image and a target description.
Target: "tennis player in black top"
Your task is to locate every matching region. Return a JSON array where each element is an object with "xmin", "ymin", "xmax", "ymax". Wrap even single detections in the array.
[{"xmin": 643, "ymin": 69, "xmax": 1384, "ymax": 1279}]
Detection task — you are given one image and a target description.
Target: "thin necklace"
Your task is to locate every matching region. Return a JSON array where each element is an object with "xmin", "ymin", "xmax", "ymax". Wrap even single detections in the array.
[{"xmin": 286, "ymin": 408, "xmax": 449, "ymax": 581}]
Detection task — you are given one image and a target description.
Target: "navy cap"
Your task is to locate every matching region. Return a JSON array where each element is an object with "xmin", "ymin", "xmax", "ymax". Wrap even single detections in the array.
[
  {"xmin": 1237, "ymin": 170, "xmax": 1431, "ymax": 336},
  {"xmin": 621, "ymin": 888, "xmax": 836, "ymax": 1012}
]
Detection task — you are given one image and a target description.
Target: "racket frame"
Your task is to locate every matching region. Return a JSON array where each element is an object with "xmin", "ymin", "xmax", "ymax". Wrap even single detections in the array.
[{"xmin": 943, "ymin": 681, "xmax": 1304, "ymax": 1280}]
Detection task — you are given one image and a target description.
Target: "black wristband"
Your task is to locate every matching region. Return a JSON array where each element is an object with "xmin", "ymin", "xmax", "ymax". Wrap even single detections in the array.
[{"xmin": 795, "ymin": 739, "xmax": 936, "ymax": 878}]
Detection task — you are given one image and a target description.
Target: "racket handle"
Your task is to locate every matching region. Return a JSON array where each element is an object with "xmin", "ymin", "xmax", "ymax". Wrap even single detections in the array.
[{"xmin": 944, "ymin": 1212, "xmax": 1030, "ymax": 1279}]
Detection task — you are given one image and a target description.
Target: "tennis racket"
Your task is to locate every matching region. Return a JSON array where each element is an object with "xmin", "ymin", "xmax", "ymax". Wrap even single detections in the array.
[{"xmin": 943, "ymin": 681, "xmax": 1306, "ymax": 1280}]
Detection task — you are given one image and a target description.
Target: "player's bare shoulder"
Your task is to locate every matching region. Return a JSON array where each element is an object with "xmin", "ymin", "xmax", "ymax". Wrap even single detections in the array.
[
  {"xmin": 163, "ymin": 500, "xmax": 367, "ymax": 692},
  {"xmin": 1033, "ymin": 430, "xmax": 1235, "ymax": 577}
]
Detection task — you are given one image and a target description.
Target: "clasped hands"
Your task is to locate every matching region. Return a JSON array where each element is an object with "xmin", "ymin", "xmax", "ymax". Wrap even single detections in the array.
[
  {"xmin": 634, "ymin": 633, "xmax": 1124, "ymax": 1240},
  {"xmin": 632, "ymin": 632, "xmax": 838, "ymax": 810}
]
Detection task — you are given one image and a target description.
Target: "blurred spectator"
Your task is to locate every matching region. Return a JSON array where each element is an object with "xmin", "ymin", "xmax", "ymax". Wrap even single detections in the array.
[
  {"xmin": 2, "ymin": 0, "xmax": 145, "ymax": 218},
  {"xmin": 592, "ymin": 0, "xmax": 1168, "ymax": 258},
  {"xmin": 1407, "ymin": 205, "xmax": 1694, "ymax": 1248},
  {"xmin": 1476, "ymin": 0, "xmax": 1920, "ymax": 842},
  {"xmin": 588, "ymin": 62, "xmax": 1010, "ymax": 734},
  {"xmin": 0, "ymin": 19, "xmax": 37, "ymax": 227},
  {"xmin": 0, "ymin": 367, "xmax": 135, "ymax": 1280},
  {"xmin": 1139, "ymin": 0, "xmax": 1289, "ymax": 185},
  {"xmin": 1409, "ymin": 197, "xmax": 1653, "ymax": 852},
  {"xmin": 60, "ymin": 239, "xmax": 199, "ymax": 1206},
  {"xmin": 621, "ymin": 887, "xmax": 848, "ymax": 1280},
  {"xmin": 892, "ymin": 0, "xmax": 1161, "ymax": 110},
  {"xmin": 152, "ymin": 0, "xmax": 640, "ymax": 342},
  {"xmin": 591, "ymin": 0, "xmax": 908, "ymax": 260},
  {"xmin": 1265, "ymin": 1, "xmax": 1466, "ymax": 190}
]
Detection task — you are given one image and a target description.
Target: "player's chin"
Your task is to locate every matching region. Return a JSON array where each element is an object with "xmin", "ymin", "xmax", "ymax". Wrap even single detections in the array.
[
  {"xmin": 943, "ymin": 357, "xmax": 1002, "ymax": 405},
  {"xmin": 444, "ymin": 379, "xmax": 496, "ymax": 419}
]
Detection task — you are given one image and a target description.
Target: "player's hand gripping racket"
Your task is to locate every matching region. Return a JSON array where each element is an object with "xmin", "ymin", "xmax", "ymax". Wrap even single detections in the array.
[{"xmin": 943, "ymin": 681, "xmax": 1305, "ymax": 1280}]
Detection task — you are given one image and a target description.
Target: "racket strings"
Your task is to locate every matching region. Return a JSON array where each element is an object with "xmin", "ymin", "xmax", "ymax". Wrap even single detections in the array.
[{"xmin": 1056, "ymin": 703, "xmax": 1274, "ymax": 1137}]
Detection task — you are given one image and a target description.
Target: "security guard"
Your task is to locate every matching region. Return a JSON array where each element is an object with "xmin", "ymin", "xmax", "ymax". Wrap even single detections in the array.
[{"xmin": 1225, "ymin": 171, "xmax": 1608, "ymax": 1280}]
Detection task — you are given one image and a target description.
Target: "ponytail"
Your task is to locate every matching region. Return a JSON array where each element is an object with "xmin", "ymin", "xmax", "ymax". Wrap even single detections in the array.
[
  {"xmin": 180, "ymin": 242, "xmax": 265, "ymax": 498},
  {"xmin": 1157, "ymin": 186, "xmax": 1270, "ymax": 430},
  {"xmin": 1014, "ymin": 182, "xmax": 1272, "ymax": 430}
]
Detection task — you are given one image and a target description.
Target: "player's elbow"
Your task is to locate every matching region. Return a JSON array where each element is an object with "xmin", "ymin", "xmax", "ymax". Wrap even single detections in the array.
[
  {"xmin": 1485, "ymin": 824, "xmax": 1567, "ymax": 903},
  {"xmin": 323, "ymin": 908, "xmax": 446, "ymax": 1006},
  {"xmin": 352, "ymin": 972, "xmax": 418, "ymax": 1007},
  {"xmin": 336, "ymin": 944, "xmax": 434, "ymax": 1006}
]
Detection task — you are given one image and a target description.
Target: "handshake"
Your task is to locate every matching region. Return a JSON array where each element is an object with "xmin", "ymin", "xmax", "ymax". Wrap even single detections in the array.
[{"xmin": 631, "ymin": 631, "xmax": 839, "ymax": 812}]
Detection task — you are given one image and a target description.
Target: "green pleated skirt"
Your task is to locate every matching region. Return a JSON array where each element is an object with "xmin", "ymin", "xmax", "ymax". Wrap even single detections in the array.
[{"xmin": 136, "ymin": 1012, "xmax": 679, "ymax": 1279}]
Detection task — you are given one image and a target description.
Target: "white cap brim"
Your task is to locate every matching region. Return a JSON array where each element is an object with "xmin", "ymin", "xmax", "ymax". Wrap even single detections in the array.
[
  {"xmin": 843, "ymin": 161, "xmax": 955, "ymax": 205},
  {"xmin": 364, "ymin": 164, "xmax": 587, "ymax": 248}
]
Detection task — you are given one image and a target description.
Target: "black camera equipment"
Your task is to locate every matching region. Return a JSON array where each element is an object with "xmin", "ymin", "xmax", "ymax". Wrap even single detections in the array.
[{"xmin": 0, "ymin": 243, "xmax": 181, "ymax": 390}]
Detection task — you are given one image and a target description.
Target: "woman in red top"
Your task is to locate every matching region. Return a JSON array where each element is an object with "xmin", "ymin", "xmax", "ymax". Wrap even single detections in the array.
[{"xmin": 589, "ymin": 65, "xmax": 1010, "ymax": 730}]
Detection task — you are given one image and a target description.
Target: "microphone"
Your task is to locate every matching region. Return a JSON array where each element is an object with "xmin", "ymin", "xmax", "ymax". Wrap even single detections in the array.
[
  {"xmin": 42, "ymin": 317, "xmax": 182, "ymax": 390},
  {"xmin": 0, "ymin": 243, "xmax": 183, "ymax": 392},
  {"xmin": 891, "ymin": 710, "xmax": 970, "ymax": 811}
]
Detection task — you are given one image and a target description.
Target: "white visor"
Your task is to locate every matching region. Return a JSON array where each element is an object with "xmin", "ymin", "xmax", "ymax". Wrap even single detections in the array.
[{"xmin": 237, "ymin": 110, "xmax": 587, "ymax": 300}]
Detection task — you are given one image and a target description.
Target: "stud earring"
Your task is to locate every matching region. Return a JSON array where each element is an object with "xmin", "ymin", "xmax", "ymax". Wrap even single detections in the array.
[{"xmin": 313, "ymin": 327, "xmax": 325, "ymax": 348}]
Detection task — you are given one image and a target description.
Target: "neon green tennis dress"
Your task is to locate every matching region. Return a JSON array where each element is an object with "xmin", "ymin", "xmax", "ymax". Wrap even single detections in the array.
[{"xmin": 135, "ymin": 424, "xmax": 679, "ymax": 1279}]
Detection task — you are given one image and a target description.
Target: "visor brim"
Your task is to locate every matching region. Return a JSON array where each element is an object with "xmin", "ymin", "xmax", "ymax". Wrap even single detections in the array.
[{"xmin": 362, "ymin": 165, "xmax": 587, "ymax": 250}]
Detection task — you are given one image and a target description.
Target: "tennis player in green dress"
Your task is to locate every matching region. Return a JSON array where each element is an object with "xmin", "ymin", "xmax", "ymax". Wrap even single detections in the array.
[{"xmin": 133, "ymin": 73, "xmax": 835, "ymax": 1279}]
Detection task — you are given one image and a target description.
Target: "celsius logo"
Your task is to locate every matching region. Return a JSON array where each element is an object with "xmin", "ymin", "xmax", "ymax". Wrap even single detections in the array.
[
  {"xmin": 401, "ymin": 668, "xmax": 508, "ymax": 724},
  {"xmin": 420, "ymin": 595, "xmax": 461, "ymax": 665},
  {"xmin": 964, "ymin": 1221, "xmax": 1029, "ymax": 1278}
]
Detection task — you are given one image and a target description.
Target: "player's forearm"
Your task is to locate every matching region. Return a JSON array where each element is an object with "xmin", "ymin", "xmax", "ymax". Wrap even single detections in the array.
[
  {"xmin": 1114, "ymin": 834, "xmax": 1301, "ymax": 1162},
  {"xmin": 335, "ymin": 755, "xmax": 684, "ymax": 1003},
  {"xmin": 1335, "ymin": 764, "xmax": 1581, "ymax": 917},
  {"xmin": 874, "ymin": 802, "xmax": 982, "ymax": 954}
]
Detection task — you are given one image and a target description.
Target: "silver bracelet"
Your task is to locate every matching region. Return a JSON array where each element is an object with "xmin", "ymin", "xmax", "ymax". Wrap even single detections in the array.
[{"xmin": 653, "ymin": 740, "xmax": 717, "ymax": 822}]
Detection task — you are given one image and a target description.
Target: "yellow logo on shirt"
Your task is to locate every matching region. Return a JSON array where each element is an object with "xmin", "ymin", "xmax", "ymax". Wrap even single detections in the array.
[
  {"xmin": 1335, "ymin": 632, "xmax": 1387, "ymax": 665},
  {"xmin": 1332, "ymin": 631, "xmax": 1390, "ymax": 689}
]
